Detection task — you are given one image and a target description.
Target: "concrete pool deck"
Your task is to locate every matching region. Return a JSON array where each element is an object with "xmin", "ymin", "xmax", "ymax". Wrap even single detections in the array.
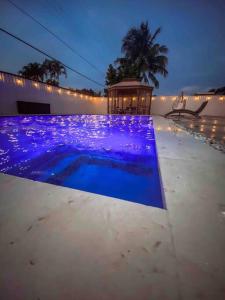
[{"xmin": 0, "ymin": 116, "xmax": 225, "ymax": 300}]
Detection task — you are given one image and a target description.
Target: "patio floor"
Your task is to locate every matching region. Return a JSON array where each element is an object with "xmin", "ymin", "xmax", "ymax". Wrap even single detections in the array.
[
  {"xmin": 173, "ymin": 115, "xmax": 225, "ymax": 151},
  {"xmin": 0, "ymin": 116, "xmax": 224, "ymax": 300}
]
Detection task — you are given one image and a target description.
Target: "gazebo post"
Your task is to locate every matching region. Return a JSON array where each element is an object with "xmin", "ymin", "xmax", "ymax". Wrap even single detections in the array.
[
  {"xmin": 113, "ymin": 90, "xmax": 116, "ymax": 113},
  {"xmin": 107, "ymin": 91, "xmax": 110, "ymax": 114},
  {"xmin": 148, "ymin": 92, "xmax": 152, "ymax": 115},
  {"xmin": 137, "ymin": 89, "xmax": 140, "ymax": 114}
]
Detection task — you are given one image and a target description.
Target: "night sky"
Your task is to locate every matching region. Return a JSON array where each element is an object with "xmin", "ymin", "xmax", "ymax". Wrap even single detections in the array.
[{"xmin": 1, "ymin": 0, "xmax": 225, "ymax": 95}]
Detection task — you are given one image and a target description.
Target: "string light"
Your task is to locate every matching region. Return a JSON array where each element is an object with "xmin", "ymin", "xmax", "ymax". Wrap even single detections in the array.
[
  {"xmin": 15, "ymin": 78, "xmax": 24, "ymax": 86},
  {"xmin": 46, "ymin": 85, "xmax": 52, "ymax": 92},
  {"xmin": 0, "ymin": 73, "xmax": 5, "ymax": 81},
  {"xmin": 6, "ymin": 73, "xmax": 225, "ymax": 106},
  {"xmin": 32, "ymin": 82, "xmax": 39, "ymax": 88}
]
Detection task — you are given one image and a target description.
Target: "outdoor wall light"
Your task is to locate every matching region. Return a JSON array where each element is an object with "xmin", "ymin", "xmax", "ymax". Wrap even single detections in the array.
[
  {"xmin": 46, "ymin": 86, "xmax": 52, "ymax": 92},
  {"xmin": 33, "ymin": 82, "xmax": 39, "ymax": 88},
  {"xmin": 15, "ymin": 78, "xmax": 23, "ymax": 86},
  {"xmin": 0, "ymin": 73, "xmax": 5, "ymax": 81}
]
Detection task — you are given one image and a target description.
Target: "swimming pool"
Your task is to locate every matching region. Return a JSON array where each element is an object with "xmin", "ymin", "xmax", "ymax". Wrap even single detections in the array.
[{"xmin": 0, "ymin": 115, "xmax": 164, "ymax": 208}]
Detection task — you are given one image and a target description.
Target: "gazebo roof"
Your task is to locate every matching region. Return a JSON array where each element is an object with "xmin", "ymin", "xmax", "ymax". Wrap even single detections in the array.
[{"xmin": 108, "ymin": 78, "xmax": 153, "ymax": 90}]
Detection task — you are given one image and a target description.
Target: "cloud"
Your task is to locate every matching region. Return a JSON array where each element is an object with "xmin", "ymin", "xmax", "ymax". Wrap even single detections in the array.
[{"xmin": 180, "ymin": 85, "xmax": 214, "ymax": 95}]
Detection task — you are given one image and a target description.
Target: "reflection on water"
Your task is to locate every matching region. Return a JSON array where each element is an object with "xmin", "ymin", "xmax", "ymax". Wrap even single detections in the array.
[{"xmin": 0, "ymin": 115, "xmax": 164, "ymax": 208}]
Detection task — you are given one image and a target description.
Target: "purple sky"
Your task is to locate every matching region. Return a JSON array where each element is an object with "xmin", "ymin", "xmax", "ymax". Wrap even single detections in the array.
[{"xmin": 1, "ymin": 0, "xmax": 225, "ymax": 95}]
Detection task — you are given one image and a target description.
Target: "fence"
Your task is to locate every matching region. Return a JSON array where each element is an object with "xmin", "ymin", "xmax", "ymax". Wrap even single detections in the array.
[
  {"xmin": 0, "ymin": 71, "xmax": 225, "ymax": 116},
  {"xmin": 151, "ymin": 95, "xmax": 225, "ymax": 116},
  {"xmin": 0, "ymin": 71, "xmax": 107, "ymax": 116}
]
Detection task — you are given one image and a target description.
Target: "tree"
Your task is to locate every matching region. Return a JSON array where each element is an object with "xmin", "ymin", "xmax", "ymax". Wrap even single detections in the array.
[
  {"xmin": 70, "ymin": 88, "xmax": 101, "ymax": 96},
  {"xmin": 209, "ymin": 86, "xmax": 225, "ymax": 95},
  {"xmin": 121, "ymin": 21, "xmax": 168, "ymax": 88},
  {"xmin": 105, "ymin": 22, "xmax": 168, "ymax": 88},
  {"xmin": 18, "ymin": 59, "xmax": 67, "ymax": 86},
  {"xmin": 18, "ymin": 62, "xmax": 44, "ymax": 81},
  {"xmin": 105, "ymin": 61, "xmax": 140, "ymax": 86},
  {"xmin": 45, "ymin": 79, "xmax": 59, "ymax": 86},
  {"xmin": 105, "ymin": 64, "xmax": 118, "ymax": 86},
  {"xmin": 42, "ymin": 59, "xmax": 67, "ymax": 86},
  {"xmin": 115, "ymin": 58, "xmax": 140, "ymax": 81}
]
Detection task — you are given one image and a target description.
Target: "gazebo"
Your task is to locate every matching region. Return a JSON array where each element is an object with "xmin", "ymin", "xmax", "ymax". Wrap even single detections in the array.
[{"xmin": 107, "ymin": 78, "xmax": 153, "ymax": 115}]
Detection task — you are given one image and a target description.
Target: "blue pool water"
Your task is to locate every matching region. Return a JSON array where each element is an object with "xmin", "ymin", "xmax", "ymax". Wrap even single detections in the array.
[{"xmin": 0, "ymin": 115, "xmax": 164, "ymax": 208}]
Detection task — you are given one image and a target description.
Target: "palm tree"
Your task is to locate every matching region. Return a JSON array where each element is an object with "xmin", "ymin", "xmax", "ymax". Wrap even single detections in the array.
[
  {"xmin": 18, "ymin": 62, "xmax": 44, "ymax": 81},
  {"xmin": 42, "ymin": 59, "xmax": 67, "ymax": 86},
  {"xmin": 120, "ymin": 21, "xmax": 168, "ymax": 88}
]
